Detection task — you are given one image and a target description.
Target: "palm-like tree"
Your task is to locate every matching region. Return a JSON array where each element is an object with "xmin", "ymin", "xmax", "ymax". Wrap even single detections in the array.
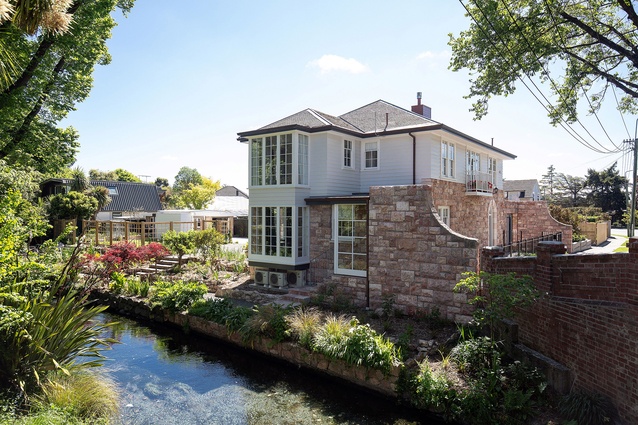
[
  {"xmin": 87, "ymin": 185, "xmax": 111, "ymax": 219},
  {"xmin": 69, "ymin": 166, "xmax": 90, "ymax": 192}
]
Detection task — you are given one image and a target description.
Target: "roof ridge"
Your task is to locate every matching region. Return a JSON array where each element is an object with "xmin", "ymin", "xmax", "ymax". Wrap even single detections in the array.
[{"xmin": 307, "ymin": 109, "xmax": 332, "ymax": 126}]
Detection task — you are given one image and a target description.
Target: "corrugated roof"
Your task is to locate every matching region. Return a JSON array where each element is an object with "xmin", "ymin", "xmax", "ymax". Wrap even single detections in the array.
[{"xmin": 91, "ymin": 181, "xmax": 162, "ymax": 212}]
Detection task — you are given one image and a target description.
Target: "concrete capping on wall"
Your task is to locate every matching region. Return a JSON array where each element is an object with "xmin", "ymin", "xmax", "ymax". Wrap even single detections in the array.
[{"xmin": 89, "ymin": 290, "xmax": 401, "ymax": 398}]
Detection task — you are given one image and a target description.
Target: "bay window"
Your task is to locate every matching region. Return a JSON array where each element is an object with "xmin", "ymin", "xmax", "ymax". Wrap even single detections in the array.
[{"xmin": 250, "ymin": 133, "xmax": 307, "ymax": 186}]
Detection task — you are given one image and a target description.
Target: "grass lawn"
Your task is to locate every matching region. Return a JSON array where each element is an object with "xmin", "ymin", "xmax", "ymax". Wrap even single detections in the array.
[{"xmin": 614, "ymin": 236, "xmax": 629, "ymax": 253}]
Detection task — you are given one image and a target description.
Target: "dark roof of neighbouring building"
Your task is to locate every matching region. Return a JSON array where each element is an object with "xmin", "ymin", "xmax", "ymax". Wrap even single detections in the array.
[
  {"xmin": 237, "ymin": 99, "xmax": 516, "ymax": 159},
  {"xmin": 41, "ymin": 179, "xmax": 162, "ymax": 212}
]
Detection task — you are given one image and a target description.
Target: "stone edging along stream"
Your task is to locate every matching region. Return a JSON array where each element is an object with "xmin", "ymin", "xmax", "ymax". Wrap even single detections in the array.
[{"xmin": 90, "ymin": 291, "xmax": 401, "ymax": 398}]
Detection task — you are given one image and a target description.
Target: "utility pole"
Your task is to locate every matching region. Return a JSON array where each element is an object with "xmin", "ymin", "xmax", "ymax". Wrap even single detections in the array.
[{"xmin": 625, "ymin": 132, "xmax": 638, "ymax": 237}]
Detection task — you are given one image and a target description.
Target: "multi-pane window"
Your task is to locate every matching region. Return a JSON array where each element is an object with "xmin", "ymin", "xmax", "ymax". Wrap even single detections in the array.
[
  {"xmin": 335, "ymin": 204, "xmax": 367, "ymax": 276},
  {"xmin": 264, "ymin": 207, "xmax": 277, "ymax": 256},
  {"xmin": 279, "ymin": 207, "xmax": 293, "ymax": 257},
  {"xmin": 344, "ymin": 140, "xmax": 352, "ymax": 168},
  {"xmin": 250, "ymin": 138, "xmax": 263, "ymax": 186},
  {"xmin": 250, "ymin": 133, "xmax": 306, "ymax": 186},
  {"xmin": 297, "ymin": 207, "xmax": 307, "ymax": 258},
  {"xmin": 250, "ymin": 207, "xmax": 263, "ymax": 255},
  {"xmin": 438, "ymin": 206, "xmax": 450, "ymax": 227},
  {"xmin": 298, "ymin": 134, "xmax": 308, "ymax": 185},
  {"xmin": 265, "ymin": 136, "xmax": 278, "ymax": 185},
  {"xmin": 441, "ymin": 141, "xmax": 455, "ymax": 178},
  {"xmin": 488, "ymin": 157, "xmax": 497, "ymax": 185},
  {"xmin": 365, "ymin": 142, "xmax": 378, "ymax": 169},
  {"xmin": 250, "ymin": 206, "xmax": 307, "ymax": 259},
  {"xmin": 279, "ymin": 134, "xmax": 292, "ymax": 184},
  {"xmin": 466, "ymin": 150, "xmax": 480, "ymax": 177}
]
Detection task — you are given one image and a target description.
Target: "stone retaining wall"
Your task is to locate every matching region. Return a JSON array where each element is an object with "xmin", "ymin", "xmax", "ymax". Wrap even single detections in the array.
[{"xmin": 90, "ymin": 291, "xmax": 400, "ymax": 397}]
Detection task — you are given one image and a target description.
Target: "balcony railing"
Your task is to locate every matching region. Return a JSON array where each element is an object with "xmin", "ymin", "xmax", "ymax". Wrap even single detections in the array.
[{"xmin": 465, "ymin": 171, "xmax": 495, "ymax": 194}]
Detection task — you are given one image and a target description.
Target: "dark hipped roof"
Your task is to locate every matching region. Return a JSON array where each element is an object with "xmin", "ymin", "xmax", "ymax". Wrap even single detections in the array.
[
  {"xmin": 238, "ymin": 99, "xmax": 516, "ymax": 159},
  {"xmin": 91, "ymin": 181, "xmax": 162, "ymax": 212}
]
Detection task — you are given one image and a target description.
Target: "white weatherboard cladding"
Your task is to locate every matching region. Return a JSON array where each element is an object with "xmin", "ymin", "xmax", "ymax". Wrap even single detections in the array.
[
  {"xmin": 308, "ymin": 133, "xmax": 329, "ymax": 195},
  {"xmin": 249, "ymin": 187, "xmax": 310, "ymax": 207},
  {"xmin": 359, "ymin": 135, "xmax": 414, "ymax": 190},
  {"xmin": 321, "ymin": 133, "xmax": 361, "ymax": 196}
]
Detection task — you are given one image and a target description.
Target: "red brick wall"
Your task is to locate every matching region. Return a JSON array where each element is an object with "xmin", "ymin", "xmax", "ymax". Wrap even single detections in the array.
[{"xmin": 482, "ymin": 241, "xmax": 638, "ymax": 424}]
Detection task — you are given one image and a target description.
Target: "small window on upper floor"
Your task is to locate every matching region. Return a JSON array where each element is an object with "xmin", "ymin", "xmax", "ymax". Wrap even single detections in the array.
[
  {"xmin": 343, "ymin": 140, "xmax": 353, "ymax": 168},
  {"xmin": 364, "ymin": 141, "xmax": 378, "ymax": 169},
  {"xmin": 107, "ymin": 186, "xmax": 118, "ymax": 195}
]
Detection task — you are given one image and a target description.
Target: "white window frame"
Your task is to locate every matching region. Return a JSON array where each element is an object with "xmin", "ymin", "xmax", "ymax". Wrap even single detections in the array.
[
  {"xmin": 364, "ymin": 141, "xmax": 379, "ymax": 169},
  {"xmin": 343, "ymin": 139, "xmax": 353, "ymax": 169},
  {"xmin": 441, "ymin": 141, "xmax": 455, "ymax": 178},
  {"xmin": 333, "ymin": 204, "xmax": 367, "ymax": 277},
  {"xmin": 438, "ymin": 206, "xmax": 450, "ymax": 227},
  {"xmin": 250, "ymin": 133, "xmax": 304, "ymax": 187}
]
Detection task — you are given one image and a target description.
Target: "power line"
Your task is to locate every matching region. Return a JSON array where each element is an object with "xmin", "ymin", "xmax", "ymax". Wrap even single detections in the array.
[{"xmin": 459, "ymin": 0, "xmax": 623, "ymax": 155}]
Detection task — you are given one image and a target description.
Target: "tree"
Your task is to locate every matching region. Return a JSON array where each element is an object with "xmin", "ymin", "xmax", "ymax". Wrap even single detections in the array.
[
  {"xmin": 449, "ymin": 1, "xmax": 638, "ymax": 124},
  {"xmin": 0, "ymin": 0, "xmax": 135, "ymax": 174},
  {"xmin": 174, "ymin": 177, "xmax": 221, "ymax": 210},
  {"xmin": 48, "ymin": 190, "xmax": 98, "ymax": 220},
  {"xmin": 540, "ymin": 165, "xmax": 557, "ymax": 201},
  {"xmin": 584, "ymin": 163, "xmax": 627, "ymax": 224},
  {"xmin": 554, "ymin": 173, "xmax": 587, "ymax": 207},
  {"xmin": 154, "ymin": 177, "xmax": 169, "ymax": 188},
  {"xmin": 172, "ymin": 166, "xmax": 203, "ymax": 194},
  {"xmin": 89, "ymin": 168, "xmax": 140, "ymax": 182}
]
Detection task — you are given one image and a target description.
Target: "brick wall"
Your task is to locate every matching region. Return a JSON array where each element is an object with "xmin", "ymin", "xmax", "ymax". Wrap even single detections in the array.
[
  {"xmin": 425, "ymin": 179, "xmax": 572, "ymax": 252},
  {"xmin": 482, "ymin": 241, "xmax": 638, "ymax": 424}
]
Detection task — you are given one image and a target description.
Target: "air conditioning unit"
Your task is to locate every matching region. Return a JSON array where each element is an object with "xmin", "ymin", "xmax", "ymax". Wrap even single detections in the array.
[
  {"xmin": 269, "ymin": 271, "xmax": 287, "ymax": 288},
  {"xmin": 254, "ymin": 269, "xmax": 269, "ymax": 286},
  {"xmin": 287, "ymin": 270, "xmax": 306, "ymax": 287}
]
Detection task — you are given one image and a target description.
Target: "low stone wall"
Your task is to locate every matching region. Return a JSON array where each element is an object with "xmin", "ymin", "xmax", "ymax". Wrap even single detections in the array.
[{"xmin": 90, "ymin": 291, "xmax": 400, "ymax": 397}]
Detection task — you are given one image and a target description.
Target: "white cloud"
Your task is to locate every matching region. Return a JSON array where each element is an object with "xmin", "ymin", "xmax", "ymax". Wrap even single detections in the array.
[{"xmin": 308, "ymin": 54, "xmax": 369, "ymax": 74}]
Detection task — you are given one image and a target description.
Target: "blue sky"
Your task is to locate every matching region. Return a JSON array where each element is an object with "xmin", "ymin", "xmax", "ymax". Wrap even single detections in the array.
[{"xmin": 63, "ymin": 0, "xmax": 635, "ymax": 190}]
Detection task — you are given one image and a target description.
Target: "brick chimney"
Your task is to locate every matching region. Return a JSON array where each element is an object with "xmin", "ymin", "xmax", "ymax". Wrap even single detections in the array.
[{"xmin": 411, "ymin": 92, "xmax": 431, "ymax": 119}]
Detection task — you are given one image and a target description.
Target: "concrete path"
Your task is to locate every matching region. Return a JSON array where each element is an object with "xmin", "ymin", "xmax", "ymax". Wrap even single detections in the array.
[{"xmin": 574, "ymin": 228, "xmax": 628, "ymax": 255}]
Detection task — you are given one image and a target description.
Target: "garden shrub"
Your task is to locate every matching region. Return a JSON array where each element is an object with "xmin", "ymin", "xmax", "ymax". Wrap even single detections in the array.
[
  {"xmin": 285, "ymin": 307, "xmax": 323, "ymax": 349},
  {"xmin": 161, "ymin": 230, "xmax": 195, "ymax": 265},
  {"xmin": 189, "ymin": 298, "xmax": 235, "ymax": 323},
  {"xmin": 559, "ymin": 391, "xmax": 614, "ymax": 425},
  {"xmin": 240, "ymin": 304, "xmax": 291, "ymax": 344},
  {"xmin": 149, "ymin": 280, "xmax": 207, "ymax": 312},
  {"xmin": 412, "ymin": 361, "xmax": 460, "ymax": 420}
]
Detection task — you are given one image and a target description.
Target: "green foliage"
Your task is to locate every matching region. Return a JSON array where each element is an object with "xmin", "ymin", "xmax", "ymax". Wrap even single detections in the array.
[
  {"xmin": 0, "ymin": 284, "xmax": 114, "ymax": 397},
  {"xmin": 449, "ymin": 1, "xmax": 638, "ymax": 125},
  {"xmin": 285, "ymin": 307, "xmax": 323, "ymax": 349},
  {"xmin": 193, "ymin": 228, "xmax": 225, "ymax": 275},
  {"xmin": 313, "ymin": 316, "xmax": 398, "ymax": 374},
  {"xmin": 35, "ymin": 372, "xmax": 119, "ymax": 422},
  {"xmin": 240, "ymin": 304, "xmax": 291, "ymax": 344},
  {"xmin": 454, "ymin": 272, "xmax": 538, "ymax": 339},
  {"xmin": 411, "ymin": 362, "xmax": 460, "ymax": 420},
  {"xmin": 172, "ymin": 166, "xmax": 203, "ymax": 194},
  {"xmin": 149, "ymin": 280, "xmax": 207, "ymax": 312},
  {"xmin": 451, "ymin": 337, "xmax": 502, "ymax": 377},
  {"xmin": 107, "ymin": 271, "xmax": 126, "ymax": 295},
  {"xmin": 161, "ymin": 230, "xmax": 195, "ymax": 264},
  {"xmin": 188, "ymin": 297, "xmax": 235, "ymax": 323},
  {"xmin": 48, "ymin": 192, "xmax": 98, "ymax": 220},
  {"xmin": 0, "ymin": 0, "xmax": 135, "ymax": 173},
  {"xmin": 559, "ymin": 391, "xmax": 614, "ymax": 425},
  {"xmin": 584, "ymin": 164, "xmax": 627, "ymax": 225},
  {"xmin": 396, "ymin": 324, "xmax": 413, "ymax": 361}
]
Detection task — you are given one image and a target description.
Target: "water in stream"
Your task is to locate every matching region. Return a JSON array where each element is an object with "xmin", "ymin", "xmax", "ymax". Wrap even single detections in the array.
[{"xmin": 99, "ymin": 312, "xmax": 445, "ymax": 425}]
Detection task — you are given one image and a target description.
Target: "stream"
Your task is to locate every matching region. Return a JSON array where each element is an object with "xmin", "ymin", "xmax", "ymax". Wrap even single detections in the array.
[{"xmin": 98, "ymin": 312, "xmax": 445, "ymax": 425}]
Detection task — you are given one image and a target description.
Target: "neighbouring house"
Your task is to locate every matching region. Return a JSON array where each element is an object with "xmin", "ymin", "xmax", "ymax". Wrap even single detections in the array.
[
  {"xmin": 41, "ymin": 179, "xmax": 163, "ymax": 221},
  {"xmin": 205, "ymin": 186, "xmax": 249, "ymax": 238},
  {"xmin": 503, "ymin": 179, "xmax": 541, "ymax": 201},
  {"xmin": 237, "ymin": 94, "xmax": 571, "ymax": 320}
]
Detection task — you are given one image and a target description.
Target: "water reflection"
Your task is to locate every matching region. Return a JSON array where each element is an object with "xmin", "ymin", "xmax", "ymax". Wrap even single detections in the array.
[{"xmin": 99, "ymin": 313, "xmax": 444, "ymax": 425}]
